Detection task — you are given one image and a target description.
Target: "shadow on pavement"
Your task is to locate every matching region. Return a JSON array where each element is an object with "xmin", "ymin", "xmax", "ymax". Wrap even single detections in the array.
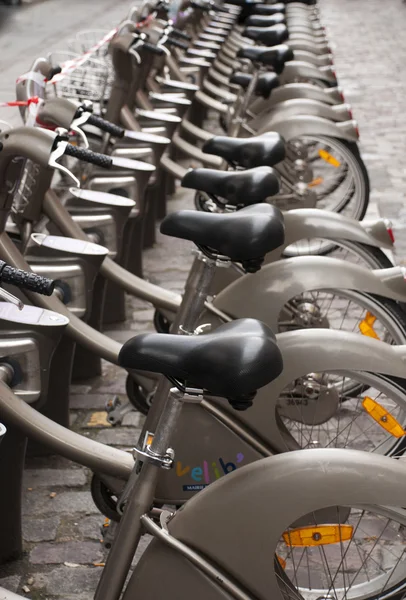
[{"xmin": 0, "ymin": 8, "xmax": 13, "ymax": 32}]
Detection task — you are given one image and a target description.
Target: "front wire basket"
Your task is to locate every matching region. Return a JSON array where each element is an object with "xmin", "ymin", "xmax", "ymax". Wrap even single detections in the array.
[
  {"xmin": 68, "ymin": 31, "xmax": 115, "ymax": 104},
  {"xmin": 46, "ymin": 50, "xmax": 109, "ymax": 114}
]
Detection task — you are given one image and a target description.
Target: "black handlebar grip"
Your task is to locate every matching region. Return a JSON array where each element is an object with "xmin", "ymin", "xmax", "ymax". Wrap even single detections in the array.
[
  {"xmin": 0, "ymin": 262, "xmax": 55, "ymax": 296},
  {"xmin": 190, "ymin": 1, "xmax": 210, "ymax": 11},
  {"xmin": 64, "ymin": 144, "xmax": 113, "ymax": 168},
  {"xmin": 167, "ymin": 37, "xmax": 189, "ymax": 50},
  {"xmin": 48, "ymin": 66, "xmax": 63, "ymax": 81},
  {"xmin": 171, "ymin": 28, "xmax": 192, "ymax": 41},
  {"xmin": 86, "ymin": 115, "xmax": 125, "ymax": 138},
  {"xmin": 143, "ymin": 42, "xmax": 166, "ymax": 56}
]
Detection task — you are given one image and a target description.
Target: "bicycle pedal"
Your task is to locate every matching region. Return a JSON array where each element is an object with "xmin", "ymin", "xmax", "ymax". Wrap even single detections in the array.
[
  {"xmin": 100, "ymin": 518, "xmax": 118, "ymax": 549},
  {"xmin": 105, "ymin": 398, "xmax": 135, "ymax": 426},
  {"xmin": 105, "ymin": 395, "xmax": 121, "ymax": 413}
]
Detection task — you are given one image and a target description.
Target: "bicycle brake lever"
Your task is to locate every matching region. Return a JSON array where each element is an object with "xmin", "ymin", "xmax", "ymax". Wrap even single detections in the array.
[
  {"xmin": 70, "ymin": 115, "xmax": 90, "ymax": 149},
  {"xmin": 129, "ymin": 45, "xmax": 142, "ymax": 64},
  {"xmin": 48, "ymin": 140, "xmax": 80, "ymax": 188},
  {"xmin": 158, "ymin": 36, "xmax": 171, "ymax": 56},
  {"xmin": 0, "ymin": 287, "xmax": 24, "ymax": 311}
]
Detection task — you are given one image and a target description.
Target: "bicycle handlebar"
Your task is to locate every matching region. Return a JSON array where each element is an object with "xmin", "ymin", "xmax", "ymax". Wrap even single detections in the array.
[
  {"xmin": 86, "ymin": 115, "xmax": 125, "ymax": 138},
  {"xmin": 143, "ymin": 41, "xmax": 166, "ymax": 56},
  {"xmin": 0, "ymin": 262, "xmax": 55, "ymax": 296},
  {"xmin": 171, "ymin": 28, "xmax": 192, "ymax": 41},
  {"xmin": 167, "ymin": 37, "xmax": 189, "ymax": 50},
  {"xmin": 64, "ymin": 144, "xmax": 113, "ymax": 169}
]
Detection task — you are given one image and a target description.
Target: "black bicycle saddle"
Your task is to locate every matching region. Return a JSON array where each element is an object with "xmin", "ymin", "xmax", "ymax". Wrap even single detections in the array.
[
  {"xmin": 181, "ymin": 166, "xmax": 280, "ymax": 204},
  {"xmin": 119, "ymin": 318, "xmax": 283, "ymax": 409},
  {"xmin": 237, "ymin": 44, "xmax": 294, "ymax": 73},
  {"xmin": 203, "ymin": 133, "xmax": 286, "ymax": 168},
  {"xmin": 160, "ymin": 203, "xmax": 285, "ymax": 271},
  {"xmin": 229, "ymin": 71, "xmax": 280, "ymax": 98},
  {"xmin": 243, "ymin": 24, "xmax": 289, "ymax": 47}
]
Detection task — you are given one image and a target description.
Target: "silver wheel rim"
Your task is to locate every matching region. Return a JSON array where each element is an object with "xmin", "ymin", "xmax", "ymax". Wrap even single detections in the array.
[
  {"xmin": 278, "ymin": 500, "xmax": 406, "ymax": 600},
  {"xmin": 289, "ymin": 135, "xmax": 366, "ymax": 221},
  {"xmin": 278, "ymin": 371, "xmax": 406, "ymax": 456},
  {"xmin": 283, "ymin": 239, "xmax": 387, "ymax": 269}
]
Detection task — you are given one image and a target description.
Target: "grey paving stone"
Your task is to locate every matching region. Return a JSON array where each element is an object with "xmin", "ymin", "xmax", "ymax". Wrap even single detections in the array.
[
  {"xmin": 92, "ymin": 377, "xmax": 126, "ymax": 395},
  {"xmin": 22, "ymin": 491, "xmax": 98, "ymax": 517},
  {"xmin": 23, "ymin": 516, "xmax": 60, "ymax": 543},
  {"xmin": 30, "ymin": 541, "xmax": 104, "ymax": 565},
  {"xmin": 130, "ymin": 309, "xmax": 155, "ymax": 323},
  {"xmin": 319, "ymin": 0, "xmax": 406, "ymax": 258},
  {"xmin": 70, "ymin": 384, "xmax": 92, "ymax": 395},
  {"xmin": 76, "ymin": 516, "xmax": 104, "ymax": 540},
  {"xmin": 23, "ymin": 469, "xmax": 87, "ymax": 489},
  {"xmin": 122, "ymin": 410, "xmax": 143, "ymax": 427},
  {"xmin": 70, "ymin": 394, "xmax": 110, "ymax": 410},
  {"xmin": 96, "ymin": 428, "xmax": 141, "ymax": 447},
  {"xmin": 33, "ymin": 565, "xmax": 102, "ymax": 595},
  {"xmin": 0, "ymin": 575, "xmax": 21, "ymax": 593}
]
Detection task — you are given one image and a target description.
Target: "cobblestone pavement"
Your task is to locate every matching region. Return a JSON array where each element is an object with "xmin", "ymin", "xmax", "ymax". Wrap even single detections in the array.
[
  {"xmin": 319, "ymin": 0, "xmax": 406, "ymax": 261},
  {"xmin": 1, "ymin": 0, "xmax": 406, "ymax": 598}
]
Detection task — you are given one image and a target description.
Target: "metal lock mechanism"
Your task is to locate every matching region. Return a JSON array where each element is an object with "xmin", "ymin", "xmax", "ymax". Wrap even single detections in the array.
[
  {"xmin": 26, "ymin": 233, "xmax": 109, "ymax": 320},
  {"xmin": 65, "ymin": 188, "xmax": 135, "ymax": 259},
  {"xmin": 0, "ymin": 301, "xmax": 68, "ymax": 404},
  {"xmin": 84, "ymin": 155, "xmax": 156, "ymax": 212}
]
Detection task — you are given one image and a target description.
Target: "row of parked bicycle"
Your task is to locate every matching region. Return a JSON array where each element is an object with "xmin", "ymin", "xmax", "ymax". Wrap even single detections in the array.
[{"xmin": 1, "ymin": 0, "xmax": 406, "ymax": 599}]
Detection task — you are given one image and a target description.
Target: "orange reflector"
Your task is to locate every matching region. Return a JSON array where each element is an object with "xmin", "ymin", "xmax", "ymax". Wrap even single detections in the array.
[
  {"xmin": 308, "ymin": 177, "xmax": 324, "ymax": 188},
  {"xmin": 277, "ymin": 555, "xmax": 286, "ymax": 569},
  {"xmin": 283, "ymin": 525, "xmax": 353, "ymax": 547},
  {"xmin": 318, "ymin": 149, "xmax": 341, "ymax": 168},
  {"xmin": 362, "ymin": 397, "xmax": 405, "ymax": 438},
  {"xmin": 359, "ymin": 312, "xmax": 380, "ymax": 340}
]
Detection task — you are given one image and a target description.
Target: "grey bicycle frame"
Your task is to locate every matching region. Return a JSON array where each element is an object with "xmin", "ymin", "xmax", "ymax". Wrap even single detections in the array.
[
  {"xmin": 209, "ymin": 209, "xmax": 394, "ymax": 293},
  {"xmin": 211, "ymin": 256, "xmax": 406, "ymax": 332},
  {"xmin": 169, "ymin": 113, "xmax": 358, "ymax": 176},
  {"xmin": 6, "ymin": 450, "xmax": 406, "ymax": 600},
  {"xmin": 0, "ymin": 127, "xmax": 403, "ymax": 354},
  {"xmin": 3, "ymin": 246, "xmax": 406, "ymax": 504},
  {"xmin": 197, "ymin": 82, "xmax": 351, "ymax": 122},
  {"xmin": 172, "ymin": 73, "xmax": 357, "ymax": 166},
  {"xmin": 267, "ymin": 83, "xmax": 344, "ymax": 105},
  {"xmin": 125, "ymin": 449, "xmax": 406, "ymax": 600},
  {"xmin": 4, "ymin": 11, "xmax": 406, "ymax": 600},
  {"xmin": 4, "ymin": 330, "xmax": 406, "ymax": 600},
  {"xmin": 41, "ymin": 182, "xmax": 406, "ymax": 346},
  {"xmin": 4, "ymin": 237, "xmax": 406, "ymax": 600}
]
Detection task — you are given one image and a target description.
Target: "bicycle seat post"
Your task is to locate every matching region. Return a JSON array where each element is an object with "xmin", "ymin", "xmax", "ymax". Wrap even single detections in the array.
[
  {"xmin": 96, "ymin": 250, "xmax": 228, "ymax": 600},
  {"xmin": 229, "ymin": 61, "xmax": 261, "ymax": 137},
  {"xmin": 176, "ymin": 249, "xmax": 224, "ymax": 334},
  {"xmin": 142, "ymin": 248, "xmax": 228, "ymax": 424}
]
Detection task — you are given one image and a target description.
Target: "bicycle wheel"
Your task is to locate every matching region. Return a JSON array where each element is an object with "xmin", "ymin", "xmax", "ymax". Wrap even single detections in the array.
[
  {"xmin": 276, "ymin": 503, "xmax": 406, "ymax": 600},
  {"xmin": 279, "ymin": 291, "xmax": 406, "ymax": 398},
  {"xmin": 126, "ymin": 373, "xmax": 155, "ymax": 416},
  {"xmin": 284, "ymin": 136, "xmax": 369, "ymax": 221},
  {"xmin": 279, "ymin": 292, "xmax": 406, "ymax": 345},
  {"xmin": 277, "ymin": 372, "xmax": 406, "ymax": 456},
  {"xmin": 282, "ymin": 240, "xmax": 393, "ymax": 270}
]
